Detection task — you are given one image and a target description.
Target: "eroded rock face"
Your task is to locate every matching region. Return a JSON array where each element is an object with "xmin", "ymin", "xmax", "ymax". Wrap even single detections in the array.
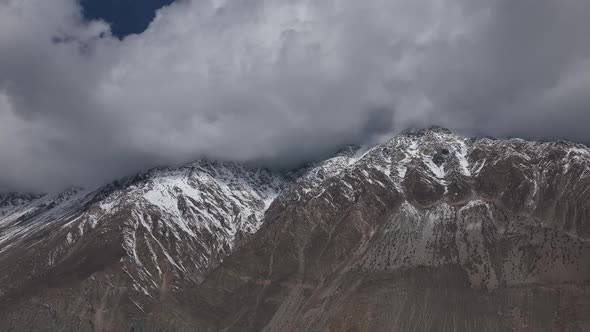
[
  {"xmin": 0, "ymin": 161, "xmax": 289, "ymax": 331},
  {"xmin": 1, "ymin": 128, "xmax": 590, "ymax": 331},
  {"xmin": 0, "ymin": 151, "xmax": 362, "ymax": 331},
  {"xmin": 148, "ymin": 128, "xmax": 590, "ymax": 331}
]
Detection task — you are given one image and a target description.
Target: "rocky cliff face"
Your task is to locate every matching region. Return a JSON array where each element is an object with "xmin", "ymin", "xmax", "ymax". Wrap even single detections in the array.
[
  {"xmin": 0, "ymin": 161, "xmax": 287, "ymax": 331},
  {"xmin": 149, "ymin": 128, "xmax": 590, "ymax": 331},
  {"xmin": 1, "ymin": 128, "xmax": 589, "ymax": 331}
]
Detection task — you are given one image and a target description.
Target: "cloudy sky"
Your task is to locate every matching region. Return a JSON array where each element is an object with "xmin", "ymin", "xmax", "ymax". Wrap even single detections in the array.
[{"xmin": 1, "ymin": 0, "xmax": 589, "ymax": 192}]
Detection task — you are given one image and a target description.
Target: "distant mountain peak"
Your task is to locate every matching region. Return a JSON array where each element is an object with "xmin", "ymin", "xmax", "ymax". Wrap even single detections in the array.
[{"xmin": 400, "ymin": 125, "xmax": 453, "ymax": 137}]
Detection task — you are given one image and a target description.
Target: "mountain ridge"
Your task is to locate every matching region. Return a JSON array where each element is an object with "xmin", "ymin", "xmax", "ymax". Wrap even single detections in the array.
[
  {"xmin": 148, "ymin": 127, "xmax": 590, "ymax": 331},
  {"xmin": 1, "ymin": 127, "xmax": 589, "ymax": 331}
]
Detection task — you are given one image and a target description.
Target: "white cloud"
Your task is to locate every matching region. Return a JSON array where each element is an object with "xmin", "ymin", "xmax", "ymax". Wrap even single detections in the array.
[{"xmin": 1, "ymin": 0, "xmax": 589, "ymax": 191}]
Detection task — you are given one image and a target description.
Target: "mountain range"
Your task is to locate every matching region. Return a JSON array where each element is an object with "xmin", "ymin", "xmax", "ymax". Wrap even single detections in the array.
[{"xmin": 1, "ymin": 127, "xmax": 589, "ymax": 331}]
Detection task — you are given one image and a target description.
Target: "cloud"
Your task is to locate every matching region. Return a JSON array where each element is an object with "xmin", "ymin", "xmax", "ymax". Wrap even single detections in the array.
[{"xmin": 1, "ymin": 0, "xmax": 589, "ymax": 191}]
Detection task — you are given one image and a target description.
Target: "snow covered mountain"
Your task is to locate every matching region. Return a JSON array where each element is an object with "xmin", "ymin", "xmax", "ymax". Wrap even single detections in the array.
[
  {"xmin": 0, "ymin": 193, "xmax": 44, "ymax": 219},
  {"xmin": 1, "ymin": 128, "xmax": 589, "ymax": 331},
  {"xmin": 149, "ymin": 127, "xmax": 590, "ymax": 331},
  {"xmin": 0, "ymin": 152, "xmax": 361, "ymax": 331}
]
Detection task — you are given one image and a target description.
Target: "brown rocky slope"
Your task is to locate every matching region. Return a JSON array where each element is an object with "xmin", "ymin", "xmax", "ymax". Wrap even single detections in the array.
[
  {"xmin": 149, "ymin": 128, "xmax": 590, "ymax": 331},
  {"xmin": 1, "ymin": 128, "xmax": 590, "ymax": 331}
]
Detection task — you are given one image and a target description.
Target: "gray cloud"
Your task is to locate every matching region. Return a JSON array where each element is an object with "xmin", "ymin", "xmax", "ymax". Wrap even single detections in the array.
[{"xmin": 1, "ymin": 0, "xmax": 589, "ymax": 192}]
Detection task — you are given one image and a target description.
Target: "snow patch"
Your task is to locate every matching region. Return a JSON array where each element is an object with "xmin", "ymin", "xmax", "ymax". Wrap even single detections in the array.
[
  {"xmin": 424, "ymin": 157, "xmax": 446, "ymax": 179},
  {"xmin": 456, "ymin": 141, "xmax": 471, "ymax": 176}
]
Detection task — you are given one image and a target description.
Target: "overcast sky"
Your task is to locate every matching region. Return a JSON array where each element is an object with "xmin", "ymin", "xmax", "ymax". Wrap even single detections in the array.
[{"xmin": 1, "ymin": 0, "xmax": 589, "ymax": 192}]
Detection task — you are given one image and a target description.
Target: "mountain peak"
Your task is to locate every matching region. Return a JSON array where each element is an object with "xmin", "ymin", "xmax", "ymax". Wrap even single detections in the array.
[
  {"xmin": 400, "ymin": 125, "xmax": 453, "ymax": 137},
  {"xmin": 1, "ymin": 132, "xmax": 589, "ymax": 331}
]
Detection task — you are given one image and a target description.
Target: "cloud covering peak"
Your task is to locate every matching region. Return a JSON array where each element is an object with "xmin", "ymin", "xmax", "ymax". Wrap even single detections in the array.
[{"xmin": 1, "ymin": 0, "xmax": 589, "ymax": 191}]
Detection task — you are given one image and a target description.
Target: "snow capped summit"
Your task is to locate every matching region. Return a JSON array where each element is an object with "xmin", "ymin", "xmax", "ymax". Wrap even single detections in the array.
[
  {"xmin": 152, "ymin": 128, "xmax": 589, "ymax": 331},
  {"xmin": 1, "ymin": 128, "xmax": 589, "ymax": 331},
  {"xmin": 0, "ymin": 149, "xmax": 361, "ymax": 329}
]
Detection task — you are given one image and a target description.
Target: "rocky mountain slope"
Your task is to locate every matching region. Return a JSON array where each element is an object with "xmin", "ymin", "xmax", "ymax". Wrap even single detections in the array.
[
  {"xmin": 149, "ymin": 128, "xmax": 590, "ymax": 331},
  {"xmin": 1, "ymin": 128, "xmax": 589, "ymax": 331},
  {"xmin": 0, "ymin": 150, "xmax": 361, "ymax": 331}
]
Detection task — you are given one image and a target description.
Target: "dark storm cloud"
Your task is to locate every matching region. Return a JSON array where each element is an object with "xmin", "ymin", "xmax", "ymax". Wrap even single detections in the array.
[
  {"xmin": 413, "ymin": 0, "xmax": 590, "ymax": 142},
  {"xmin": 0, "ymin": 0, "xmax": 589, "ymax": 191}
]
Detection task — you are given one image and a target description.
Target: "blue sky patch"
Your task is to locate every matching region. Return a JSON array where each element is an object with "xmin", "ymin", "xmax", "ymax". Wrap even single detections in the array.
[{"xmin": 81, "ymin": 0, "xmax": 175, "ymax": 38}]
